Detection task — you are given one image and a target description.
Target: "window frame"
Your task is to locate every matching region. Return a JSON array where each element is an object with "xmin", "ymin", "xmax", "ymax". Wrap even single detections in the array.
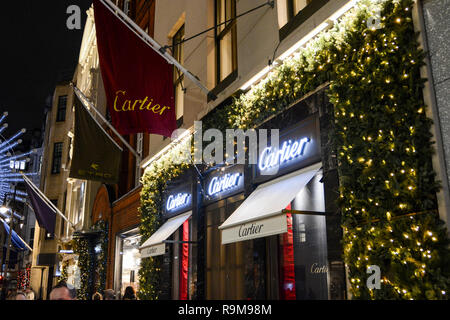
[
  {"xmin": 279, "ymin": 0, "xmax": 329, "ymax": 42},
  {"xmin": 172, "ymin": 24, "xmax": 185, "ymax": 127},
  {"xmin": 213, "ymin": 0, "xmax": 238, "ymax": 93},
  {"xmin": 51, "ymin": 142, "xmax": 63, "ymax": 174},
  {"xmin": 56, "ymin": 95, "xmax": 67, "ymax": 122}
]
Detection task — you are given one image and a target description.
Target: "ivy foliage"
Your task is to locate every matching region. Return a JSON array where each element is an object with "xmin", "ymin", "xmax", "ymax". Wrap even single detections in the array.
[
  {"xmin": 138, "ymin": 142, "xmax": 191, "ymax": 300},
  {"xmin": 72, "ymin": 220, "xmax": 109, "ymax": 300}
]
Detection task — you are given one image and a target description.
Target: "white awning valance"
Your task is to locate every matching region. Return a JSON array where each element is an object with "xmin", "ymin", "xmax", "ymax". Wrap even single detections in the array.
[
  {"xmin": 139, "ymin": 211, "xmax": 191, "ymax": 258},
  {"xmin": 219, "ymin": 163, "xmax": 322, "ymax": 244}
]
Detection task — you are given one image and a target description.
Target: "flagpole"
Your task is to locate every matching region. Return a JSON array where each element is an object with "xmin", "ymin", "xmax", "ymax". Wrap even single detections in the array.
[
  {"xmin": 72, "ymin": 85, "xmax": 141, "ymax": 162},
  {"xmin": 99, "ymin": 0, "xmax": 216, "ymax": 100},
  {"xmin": 21, "ymin": 174, "xmax": 74, "ymax": 229},
  {"xmin": 0, "ymin": 217, "xmax": 33, "ymax": 251}
]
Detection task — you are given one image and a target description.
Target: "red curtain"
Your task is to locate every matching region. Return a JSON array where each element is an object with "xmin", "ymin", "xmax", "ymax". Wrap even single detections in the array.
[
  {"xmin": 279, "ymin": 204, "xmax": 296, "ymax": 300},
  {"xmin": 180, "ymin": 219, "xmax": 189, "ymax": 300}
]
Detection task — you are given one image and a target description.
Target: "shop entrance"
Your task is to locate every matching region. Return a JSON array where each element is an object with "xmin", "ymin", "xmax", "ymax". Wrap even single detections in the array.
[
  {"xmin": 114, "ymin": 228, "xmax": 141, "ymax": 298},
  {"xmin": 205, "ymin": 194, "xmax": 266, "ymax": 300},
  {"xmin": 267, "ymin": 211, "xmax": 328, "ymax": 300},
  {"xmin": 219, "ymin": 164, "xmax": 329, "ymax": 300}
]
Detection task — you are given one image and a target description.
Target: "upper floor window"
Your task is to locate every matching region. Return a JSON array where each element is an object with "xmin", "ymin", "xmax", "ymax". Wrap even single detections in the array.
[
  {"xmin": 173, "ymin": 24, "xmax": 185, "ymax": 125},
  {"xmin": 215, "ymin": 0, "xmax": 237, "ymax": 85},
  {"xmin": 56, "ymin": 95, "xmax": 67, "ymax": 122},
  {"xmin": 277, "ymin": 0, "xmax": 328, "ymax": 41},
  {"xmin": 51, "ymin": 142, "xmax": 63, "ymax": 174},
  {"xmin": 124, "ymin": 0, "xmax": 130, "ymax": 15}
]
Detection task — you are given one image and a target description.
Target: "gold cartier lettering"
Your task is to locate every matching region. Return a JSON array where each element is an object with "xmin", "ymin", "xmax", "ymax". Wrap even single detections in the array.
[
  {"xmin": 139, "ymin": 97, "xmax": 149, "ymax": 110},
  {"xmin": 113, "ymin": 90, "xmax": 170, "ymax": 116},
  {"xmin": 113, "ymin": 90, "xmax": 126, "ymax": 111}
]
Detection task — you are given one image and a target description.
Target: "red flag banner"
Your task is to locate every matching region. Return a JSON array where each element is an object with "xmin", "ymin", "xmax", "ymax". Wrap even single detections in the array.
[{"xmin": 93, "ymin": 0, "xmax": 176, "ymax": 137}]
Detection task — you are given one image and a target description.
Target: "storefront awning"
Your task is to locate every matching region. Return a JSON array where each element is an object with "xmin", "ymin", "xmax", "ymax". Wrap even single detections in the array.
[
  {"xmin": 139, "ymin": 211, "xmax": 191, "ymax": 258},
  {"xmin": 219, "ymin": 163, "xmax": 322, "ymax": 244}
]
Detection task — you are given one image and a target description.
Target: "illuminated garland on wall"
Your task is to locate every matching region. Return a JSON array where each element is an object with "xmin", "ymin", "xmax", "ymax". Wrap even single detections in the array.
[
  {"xmin": 138, "ymin": 139, "xmax": 191, "ymax": 300},
  {"xmin": 139, "ymin": 0, "xmax": 449, "ymax": 299},
  {"xmin": 71, "ymin": 220, "xmax": 109, "ymax": 299},
  {"xmin": 72, "ymin": 237, "xmax": 92, "ymax": 300},
  {"xmin": 93, "ymin": 220, "xmax": 108, "ymax": 294},
  {"xmin": 59, "ymin": 259, "xmax": 69, "ymax": 282}
]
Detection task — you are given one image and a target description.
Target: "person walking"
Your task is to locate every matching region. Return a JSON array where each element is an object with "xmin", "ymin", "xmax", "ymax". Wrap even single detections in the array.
[
  {"xmin": 103, "ymin": 289, "xmax": 116, "ymax": 300},
  {"xmin": 122, "ymin": 286, "xmax": 136, "ymax": 300},
  {"xmin": 49, "ymin": 281, "xmax": 77, "ymax": 300},
  {"xmin": 15, "ymin": 291, "xmax": 27, "ymax": 300}
]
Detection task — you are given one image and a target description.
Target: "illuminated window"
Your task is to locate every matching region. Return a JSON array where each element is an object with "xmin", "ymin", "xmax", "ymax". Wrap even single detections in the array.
[
  {"xmin": 277, "ymin": 0, "xmax": 314, "ymax": 28},
  {"xmin": 215, "ymin": 0, "xmax": 237, "ymax": 84},
  {"xmin": 172, "ymin": 25, "xmax": 185, "ymax": 123}
]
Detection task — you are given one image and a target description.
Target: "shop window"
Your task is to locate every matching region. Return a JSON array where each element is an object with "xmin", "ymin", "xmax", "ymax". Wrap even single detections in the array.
[
  {"xmin": 278, "ymin": 0, "xmax": 329, "ymax": 41},
  {"xmin": 278, "ymin": 172, "xmax": 328, "ymax": 300},
  {"xmin": 172, "ymin": 25, "xmax": 185, "ymax": 125},
  {"xmin": 115, "ymin": 229, "xmax": 141, "ymax": 298},
  {"xmin": 214, "ymin": 0, "xmax": 238, "ymax": 86},
  {"xmin": 171, "ymin": 218, "xmax": 190, "ymax": 300},
  {"xmin": 205, "ymin": 195, "xmax": 266, "ymax": 300}
]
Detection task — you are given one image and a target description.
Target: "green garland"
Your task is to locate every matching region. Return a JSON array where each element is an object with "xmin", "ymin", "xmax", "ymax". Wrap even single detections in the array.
[
  {"xmin": 72, "ymin": 221, "xmax": 109, "ymax": 299},
  {"xmin": 72, "ymin": 237, "xmax": 91, "ymax": 300},
  {"xmin": 92, "ymin": 220, "xmax": 108, "ymax": 293},
  {"xmin": 138, "ymin": 0, "xmax": 449, "ymax": 299},
  {"xmin": 138, "ymin": 140, "xmax": 191, "ymax": 299},
  {"xmin": 59, "ymin": 259, "xmax": 69, "ymax": 283},
  {"xmin": 329, "ymin": 0, "xmax": 449, "ymax": 299}
]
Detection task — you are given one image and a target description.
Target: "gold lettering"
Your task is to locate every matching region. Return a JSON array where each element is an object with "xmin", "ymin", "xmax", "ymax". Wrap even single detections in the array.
[
  {"xmin": 151, "ymin": 104, "xmax": 161, "ymax": 113},
  {"xmin": 144, "ymin": 99, "xmax": 154, "ymax": 110},
  {"xmin": 112, "ymin": 90, "xmax": 171, "ymax": 117},
  {"xmin": 139, "ymin": 97, "xmax": 149, "ymax": 110},
  {"xmin": 131, "ymin": 99, "xmax": 142, "ymax": 111},
  {"xmin": 159, "ymin": 106, "xmax": 170, "ymax": 115},
  {"xmin": 114, "ymin": 91, "xmax": 126, "ymax": 111},
  {"xmin": 122, "ymin": 100, "xmax": 132, "ymax": 111}
]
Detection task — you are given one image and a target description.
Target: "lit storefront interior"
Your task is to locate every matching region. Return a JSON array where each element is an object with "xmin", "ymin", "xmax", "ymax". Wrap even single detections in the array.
[{"xmin": 115, "ymin": 229, "xmax": 141, "ymax": 297}]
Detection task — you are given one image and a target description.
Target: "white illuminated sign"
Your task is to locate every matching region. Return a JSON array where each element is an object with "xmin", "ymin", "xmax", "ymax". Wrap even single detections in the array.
[
  {"xmin": 9, "ymin": 160, "xmax": 26, "ymax": 170},
  {"xmin": 208, "ymin": 172, "xmax": 241, "ymax": 196},
  {"xmin": 166, "ymin": 193, "xmax": 190, "ymax": 212},
  {"xmin": 258, "ymin": 137, "xmax": 310, "ymax": 172}
]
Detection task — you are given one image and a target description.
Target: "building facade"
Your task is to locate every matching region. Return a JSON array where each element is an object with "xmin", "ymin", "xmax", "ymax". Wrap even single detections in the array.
[
  {"xmin": 30, "ymin": 79, "xmax": 75, "ymax": 300},
  {"xmin": 137, "ymin": 0, "xmax": 450, "ymax": 300},
  {"xmin": 31, "ymin": 0, "xmax": 450, "ymax": 300}
]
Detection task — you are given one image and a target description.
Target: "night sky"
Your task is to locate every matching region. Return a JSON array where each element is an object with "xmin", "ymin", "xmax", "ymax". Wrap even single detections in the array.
[{"xmin": 0, "ymin": 0, "xmax": 93, "ymax": 144}]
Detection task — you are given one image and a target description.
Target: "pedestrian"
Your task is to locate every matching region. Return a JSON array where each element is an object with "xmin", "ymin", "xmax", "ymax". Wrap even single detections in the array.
[
  {"xmin": 92, "ymin": 292, "xmax": 103, "ymax": 300},
  {"xmin": 122, "ymin": 286, "xmax": 136, "ymax": 300},
  {"xmin": 103, "ymin": 289, "xmax": 116, "ymax": 300},
  {"xmin": 49, "ymin": 281, "xmax": 77, "ymax": 300},
  {"xmin": 25, "ymin": 288, "xmax": 35, "ymax": 300},
  {"xmin": 15, "ymin": 291, "xmax": 27, "ymax": 300},
  {"xmin": 6, "ymin": 289, "xmax": 16, "ymax": 300}
]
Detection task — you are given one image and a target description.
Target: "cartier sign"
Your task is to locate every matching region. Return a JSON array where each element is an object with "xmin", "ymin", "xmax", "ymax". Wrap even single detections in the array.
[
  {"xmin": 221, "ymin": 214, "xmax": 287, "ymax": 244},
  {"xmin": 255, "ymin": 115, "xmax": 321, "ymax": 182}
]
